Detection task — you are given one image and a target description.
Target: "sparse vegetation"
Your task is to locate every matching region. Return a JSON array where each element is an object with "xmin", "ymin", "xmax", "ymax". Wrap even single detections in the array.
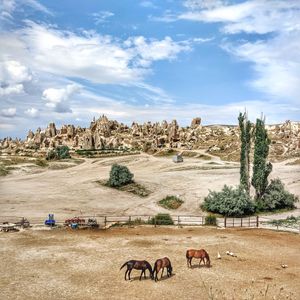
[
  {"xmin": 0, "ymin": 165, "xmax": 9, "ymax": 176},
  {"xmin": 158, "ymin": 195, "xmax": 184, "ymax": 209},
  {"xmin": 149, "ymin": 213, "xmax": 174, "ymax": 225},
  {"xmin": 35, "ymin": 158, "xmax": 48, "ymax": 167},
  {"xmin": 266, "ymin": 215, "xmax": 300, "ymax": 228},
  {"xmin": 107, "ymin": 164, "xmax": 134, "ymax": 187},
  {"xmin": 205, "ymin": 215, "xmax": 217, "ymax": 226},
  {"xmin": 201, "ymin": 185, "xmax": 255, "ymax": 217}
]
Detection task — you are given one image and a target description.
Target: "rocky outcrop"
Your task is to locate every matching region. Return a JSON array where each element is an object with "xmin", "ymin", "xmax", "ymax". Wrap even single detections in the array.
[{"xmin": 1, "ymin": 117, "xmax": 299, "ymax": 161}]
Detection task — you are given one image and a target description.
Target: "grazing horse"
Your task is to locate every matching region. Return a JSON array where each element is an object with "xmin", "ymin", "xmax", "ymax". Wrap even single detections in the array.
[
  {"xmin": 186, "ymin": 249, "xmax": 210, "ymax": 268},
  {"xmin": 153, "ymin": 257, "xmax": 173, "ymax": 282},
  {"xmin": 120, "ymin": 260, "xmax": 153, "ymax": 281}
]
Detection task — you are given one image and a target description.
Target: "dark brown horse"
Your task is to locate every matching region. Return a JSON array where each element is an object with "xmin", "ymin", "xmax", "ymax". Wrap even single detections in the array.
[
  {"xmin": 186, "ymin": 249, "xmax": 210, "ymax": 268},
  {"xmin": 153, "ymin": 257, "xmax": 173, "ymax": 282},
  {"xmin": 120, "ymin": 260, "xmax": 154, "ymax": 281}
]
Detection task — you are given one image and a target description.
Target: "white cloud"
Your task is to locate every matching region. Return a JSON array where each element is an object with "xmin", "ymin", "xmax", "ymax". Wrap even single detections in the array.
[
  {"xmin": 0, "ymin": 60, "xmax": 32, "ymax": 96},
  {"xmin": 140, "ymin": 1, "xmax": 158, "ymax": 9},
  {"xmin": 1, "ymin": 107, "xmax": 16, "ymax": 117},
  {"xmin": 179, "ymin": 0, "xmax": 300, "ymax": 103},
  {"xmin": 42, "ymin": 83, "xmax": 80, "ymax": 113},
  {"xmin": 13, "ymin": 22, "xmax": 191, "ymax": 85},
  {"xmin": 92, "ymin": 11, "xmax": 114, "ymax": 25},
  {"xmin": 180, "ymin": 1, "xmax": 300, "ymax": 34},
  {"xmin": 24, "ymin": 107, "xmax": 38, "ymax": 117},
  {"xmin": 0, "ymin": 0, "xmax": 52, "ymax": 21}
]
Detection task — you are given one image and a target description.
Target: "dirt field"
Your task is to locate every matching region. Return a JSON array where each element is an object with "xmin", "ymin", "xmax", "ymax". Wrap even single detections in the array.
[
  {"xmin": 0, "ymin": 153, "xmax": 299, "ymax": 219},
  {"xmin": 0, "ymin": 227, "xmax": 299, "ymax": 300}
]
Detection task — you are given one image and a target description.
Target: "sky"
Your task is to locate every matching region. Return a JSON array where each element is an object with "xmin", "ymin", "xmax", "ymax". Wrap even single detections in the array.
[{"xmin": 0, "ymin": 0, "xmax": 299, "ymax": 138}]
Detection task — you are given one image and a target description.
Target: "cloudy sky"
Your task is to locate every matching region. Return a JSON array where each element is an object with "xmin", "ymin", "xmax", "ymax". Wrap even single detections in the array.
[{"xmin": 0, "ymin": 0, "xmax": 299, "ymax": 138}]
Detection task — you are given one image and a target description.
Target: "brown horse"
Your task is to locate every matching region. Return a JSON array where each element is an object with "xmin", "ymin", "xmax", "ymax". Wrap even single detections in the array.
[
  {"xmin": 153, "ymin": 257, "xmax": 173, "ymax": 282},
  {"xmin": 186, "ymin": 249, "xmax": 210, "ymax": 268},
  {"xmin": 120, "ymin": 260, "xmax": 154, "ymax": 281}
]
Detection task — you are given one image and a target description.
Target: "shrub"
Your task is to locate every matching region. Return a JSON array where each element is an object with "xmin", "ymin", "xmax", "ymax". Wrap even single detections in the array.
[
  {"xmin": 46, "ymin": 146, "xmax": 71, "ymax": 160},
  {"xmin": 149, "ymin": 213, "xmax": 174, "ymax": 225},
  {"xmin": 201, "ymin": 185, "xmax": 255, "ymax": 217},
  {"xmin": 205, "ymin": 215, "xmax": 217, "ymax": 226},
  {"xmin": 107, "ymin": 164, "xmax": 134, "ymax": 187},
  {"xmin": 46, "ymin": 149, "xmax": 57, "ymax": 160},
  {"xmin": 158, "ymin": 195, "xmax": 184, "ymax": 209},
  {"xmin": 56, "ymin": 146, "xmax": 71, "ymax": 159},
  {"xmin": 256, "ymin": 179, "xmax": 298, "ymax": 211},
  {"xmin": 35, "ymin": 158, "xmax": 48, "ymax": 167}
]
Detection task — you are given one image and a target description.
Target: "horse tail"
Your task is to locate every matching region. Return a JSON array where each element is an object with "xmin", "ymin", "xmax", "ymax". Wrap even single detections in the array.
[{"xmin": 120, "ymin": 261, "xmax": 128, "ymax": 270}]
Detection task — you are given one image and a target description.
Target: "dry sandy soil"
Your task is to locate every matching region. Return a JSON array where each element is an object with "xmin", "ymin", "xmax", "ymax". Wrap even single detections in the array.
[
  {"xmin": 0, "ymin": 227, "xmax": 299, "ymax": 300},
  {"xmin": 0, "ymin": 153, "xmax": 299, "ymax": 219}
]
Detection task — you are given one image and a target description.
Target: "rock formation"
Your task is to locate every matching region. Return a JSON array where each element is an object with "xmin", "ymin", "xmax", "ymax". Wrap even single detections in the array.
[{"xmin": 0, "ymin": 116, "xmax": 299, "ymax": 161}]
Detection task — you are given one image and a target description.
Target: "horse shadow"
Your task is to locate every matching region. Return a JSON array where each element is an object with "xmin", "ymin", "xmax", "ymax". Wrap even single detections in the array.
[
  {"xmin": 156, "ymin": 273, "xmax": 176, "ymax": 281},
  {"xmin": 190, "ymin": 264, "xmax": 212, "ymax": 269},
  {"xmin": 129, "ymin": 275, "xmax": 153, "ymax": 282}
]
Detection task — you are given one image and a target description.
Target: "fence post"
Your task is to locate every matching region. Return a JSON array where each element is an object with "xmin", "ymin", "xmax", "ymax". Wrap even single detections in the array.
[
  {"xmin": 224, "ymin": 217, "xmax": 227, "ymax": 228},
  {"xmin": 104, "ymin": 216, "xmax": 107, "ymax": 229},
  {"xmin": 249, "ymin": 217, "xmax": 250, "ymax": 227},
  {"xmin": 202, "ymin": 216, "xmax": 204, "ymax": 225},
  {"xmin": 177, "ymin": 216, "xmax": 180, "ymax": 228},
  {"xmin": 256, "ymin": 216, "xmax": 259, "ymax": 227},
  {"xmin": 241, "ymin": 218, "xmax": 243, "ymax": 227},
  {"xmin": 128, "ymin": 216, "xmax": 131, "ymax": 228},
  {"xmin": 154, "ymin": 216, "xmax": 157, "ymax": 228}
]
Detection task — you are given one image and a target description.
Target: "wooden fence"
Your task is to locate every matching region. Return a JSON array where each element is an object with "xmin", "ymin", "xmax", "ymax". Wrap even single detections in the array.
[{"xmin": 0, "ymin": 214, "xmax": 258, "ymax": 229}]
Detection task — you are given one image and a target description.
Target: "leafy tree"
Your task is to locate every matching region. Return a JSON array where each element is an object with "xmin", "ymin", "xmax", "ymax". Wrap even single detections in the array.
[
  {"xmin": 238, "ymin": 112, "xmax": 252, "ymax": 193},
  {"xmin": 108, "ymin": 164, "xmax": 134, "ymax": 187},
  {"xmin": 251, "ymin": 117, "xmax": 272, "ymax": 199},
  {"xmin": 256, "ymin": 179, "xmax": 299, "ymax": 211},
  {"xmin": 201, "ymin": 185, "xmax": 255, "ymax": 217}
]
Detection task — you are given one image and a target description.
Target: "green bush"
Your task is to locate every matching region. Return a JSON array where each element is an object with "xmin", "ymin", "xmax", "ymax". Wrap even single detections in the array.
[
  {"xmin": 201, "ymin": 185, "xmax": 255, "ymax": 217},
  {"xmin": 107, "ymin": 164, "xmax": 134, "ymax": 187},
  {"xmin": 158, "ymin": 195, "xmax": 184, "ymax": 209},
  {"xmin": 205, "ymin": 215, "xmax": 217, "ymax": 226},
  {"xmin": 149, "ymin": 213, "xmax": 174, "ymax": 225},
  {"xmin": 46, "ymin": 146, "xmax": 70, "ymax": 160},
  {"xmin": 256, "ymin": 179, "xmax": 298, "ymax": 211}
]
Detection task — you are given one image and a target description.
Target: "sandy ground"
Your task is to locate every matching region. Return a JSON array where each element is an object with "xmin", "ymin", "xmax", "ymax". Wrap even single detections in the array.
[
  {"xmin": 0, "ymin": 227, "xmax": 299, "ymax": 300},
  {"xmin": 0, "ymin": 153, "xmax": 299, "ymax": 220}
]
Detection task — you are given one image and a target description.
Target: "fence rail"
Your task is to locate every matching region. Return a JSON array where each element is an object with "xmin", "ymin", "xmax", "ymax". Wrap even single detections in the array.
[
  {"xmin": 1, "ymin": 214, "xmax": 299, "ymax": 233},
  {"xmin": 0, "ymin": 214, "xmax": 256, "ymax": 228}
]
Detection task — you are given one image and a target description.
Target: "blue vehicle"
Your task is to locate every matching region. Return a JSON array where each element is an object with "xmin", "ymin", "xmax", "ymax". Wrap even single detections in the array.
[{"xmin": 45, "ymin": 214, "xmax": 56, "ymax": 226}]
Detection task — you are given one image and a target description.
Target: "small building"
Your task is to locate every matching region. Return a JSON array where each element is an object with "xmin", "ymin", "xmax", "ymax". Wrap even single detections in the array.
[{"xmin": 173, "ymin": 154, "xmax": 183, "ymax": 163}]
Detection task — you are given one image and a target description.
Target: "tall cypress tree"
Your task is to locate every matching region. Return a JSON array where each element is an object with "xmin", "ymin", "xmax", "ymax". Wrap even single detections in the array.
[
  {"xmin": 238, "ymin": 112, "xmax": 251, "ymax": 193},
  {"xmin": 251, "ymin": 117, "xmax": 272, "ymax": 199}
]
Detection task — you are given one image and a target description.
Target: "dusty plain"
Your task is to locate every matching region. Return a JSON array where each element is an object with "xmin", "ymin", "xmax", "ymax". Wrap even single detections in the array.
[
  {"xmin": 0, "ymin": 152, "xmax": 299, "ymax": 219},
  {"xmin": 0, "ymin": 227, "xmax": 300, "ymax": 300}
]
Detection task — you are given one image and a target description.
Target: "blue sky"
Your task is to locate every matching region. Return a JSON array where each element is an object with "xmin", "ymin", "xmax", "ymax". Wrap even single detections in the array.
[{"xmin": 0, "ymin": 0, "xmax": 299, "ymax": 138}]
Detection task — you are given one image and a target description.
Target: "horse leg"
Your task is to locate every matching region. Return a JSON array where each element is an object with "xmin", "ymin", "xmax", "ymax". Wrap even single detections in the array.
[
  {"xmin": 190, "ymin": 258, "xmax": 192, "ymax": 267},
  {"xmin": 139, "ymin": 270, "xmax": 143, "ymax": 281},
  {"xmin": 161, "ymin": 267, "xmax": 164, "ymax": 278},
  {"xmin": 144, "ymin": 268, "xmax": 146, "ymax": 279},
  {"xmin": 125, "ymin": 268, "xmax": 128, "ymax": 280},
  {"xmin": 128, "ymin": 269, "xmax": 132, "ymax": 280}
]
